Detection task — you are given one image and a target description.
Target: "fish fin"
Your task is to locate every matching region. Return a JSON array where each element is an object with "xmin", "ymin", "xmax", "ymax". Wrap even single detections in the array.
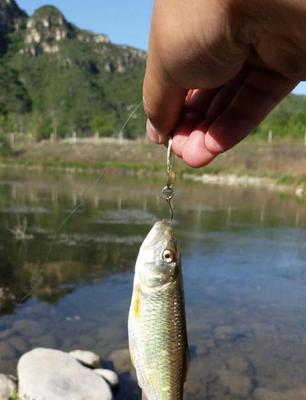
[
  {"xmin": 133, "ymin": 284, "xmax": 141, "ymax": 320},
  {"xmin": 130, "ymin": 349, "xmax": 135, "ymax": 367},
  {"xmin": 141, "ymin": 391, "xmax": 148, "ymax": 400}
]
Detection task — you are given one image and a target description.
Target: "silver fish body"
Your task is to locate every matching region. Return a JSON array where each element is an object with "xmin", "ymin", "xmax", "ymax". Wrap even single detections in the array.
[{"xmin": 128, "ymin": 221, "xmax": 188, "ymax": 400}]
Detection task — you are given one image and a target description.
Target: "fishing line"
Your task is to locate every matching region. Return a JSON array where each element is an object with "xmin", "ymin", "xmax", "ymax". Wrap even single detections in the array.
[
  {"xmin": 5, "ymin": 100, "xmax": 145, "ymax": 317},
  {"xmin": 0, "ymin": 99, "xmax": 151, "ymax": 368},
  {"xmin": 119, "ymin": 100, "xmax": 143, "ymax": 135}
]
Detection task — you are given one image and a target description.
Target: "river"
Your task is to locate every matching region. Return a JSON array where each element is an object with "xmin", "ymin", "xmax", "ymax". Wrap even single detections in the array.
[{"xmin": 0, "ymin": 169, "xmax": 306, "ymax": 399}]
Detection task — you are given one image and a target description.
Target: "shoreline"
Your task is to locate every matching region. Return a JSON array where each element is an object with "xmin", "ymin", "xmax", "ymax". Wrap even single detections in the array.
[
  {"xmin": 183, "ymin": 173, "xmax": 305, "ymax": 198},
  {"xmin": 0, "ymin": 159, "xmax": 305, "ymax": 199}
]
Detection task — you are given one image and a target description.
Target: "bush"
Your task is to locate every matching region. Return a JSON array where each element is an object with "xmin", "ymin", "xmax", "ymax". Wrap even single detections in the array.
[{"xmin": 0, "ymin": 132, "xmax": 12, "ymax": 156}]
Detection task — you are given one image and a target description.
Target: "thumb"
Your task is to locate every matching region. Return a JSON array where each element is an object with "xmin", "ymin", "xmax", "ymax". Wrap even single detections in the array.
[{"xmin": 143, "ymin": 39, "xmax": 187, "ymax": 142}]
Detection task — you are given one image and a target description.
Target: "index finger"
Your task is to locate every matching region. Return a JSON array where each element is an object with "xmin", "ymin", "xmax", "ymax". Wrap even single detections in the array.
[{"xmin": 143, "ymin": 7, "xmax": 187, "ymax": 141}]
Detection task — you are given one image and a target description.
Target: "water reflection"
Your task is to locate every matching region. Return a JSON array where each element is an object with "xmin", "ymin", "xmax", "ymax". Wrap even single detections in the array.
[{"xmin": 0, "ymin": 169, "xmax": 306, "ymax": 398}]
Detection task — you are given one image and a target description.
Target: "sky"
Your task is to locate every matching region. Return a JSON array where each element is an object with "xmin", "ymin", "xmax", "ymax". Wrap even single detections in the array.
[
  {"xmin": 18, "ymin": 0, "xmax": 153, "ymax": 50},
  {"xmin": 17, "ymin": 0, "xmax": 306, "ymax": 95}
]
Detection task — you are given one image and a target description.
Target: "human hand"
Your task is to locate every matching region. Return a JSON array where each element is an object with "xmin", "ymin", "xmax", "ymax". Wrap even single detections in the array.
[{"xmin": 143, "ymin": 0, "xmax": 305, "ymax": 167}]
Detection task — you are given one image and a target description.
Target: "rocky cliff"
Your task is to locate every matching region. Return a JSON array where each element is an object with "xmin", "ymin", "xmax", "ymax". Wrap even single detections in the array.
[{"xmin": 0, "ymin": 0, "xmax": 146, "ymax": 139}]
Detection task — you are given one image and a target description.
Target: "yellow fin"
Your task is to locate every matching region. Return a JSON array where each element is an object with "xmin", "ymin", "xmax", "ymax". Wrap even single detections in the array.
[
  {"xmin": 133, "ymin": 284, "xmax": 141, "ymax": 320},
  {"xmin": 130, "ymin": 350, "xmax": 135, "ymax": 367}
]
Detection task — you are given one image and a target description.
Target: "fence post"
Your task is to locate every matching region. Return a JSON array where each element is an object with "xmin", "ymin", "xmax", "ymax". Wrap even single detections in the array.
[
  {"xmin": 268, "ymin": 130, "xmax": 273, "ymax": 144},
  {"xmin": 72, "ymin": 131, "xmax": 77, "ymax": 144},
  {"xmin": 9, "ymin": 133, "xmax": 15, "ymax": 148}
]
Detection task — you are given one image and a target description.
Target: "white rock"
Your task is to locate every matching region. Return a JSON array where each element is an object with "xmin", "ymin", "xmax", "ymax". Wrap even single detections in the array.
[
  {"xmin": 0, "ymin": 374, "xmax": 17, "ymax": 400},
  {"xmin": 18, "ymin": 348, "xmax": 113, "ymax": 400},
  {"xmin": 69, "ymin": 349, "xmax": 101, "ymax": 368},
  {"xmin": 94, "ymin": 369, "xmax": 119, "ymax": 387}
]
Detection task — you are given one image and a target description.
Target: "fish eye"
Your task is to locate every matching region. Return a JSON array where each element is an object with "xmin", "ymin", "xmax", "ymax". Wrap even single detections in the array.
[{"xmin": 162, "ymin": 249, "xmax": 174, "ymax": 263}]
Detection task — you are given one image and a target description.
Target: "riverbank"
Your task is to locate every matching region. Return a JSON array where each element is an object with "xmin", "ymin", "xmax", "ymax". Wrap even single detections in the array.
[{"xmin": 1, "ymin": 138, "xmax": 306, "ymax": 196}]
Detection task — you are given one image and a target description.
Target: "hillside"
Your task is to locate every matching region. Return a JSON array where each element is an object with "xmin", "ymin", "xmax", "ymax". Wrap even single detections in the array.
[
  {"xmin": 0, "ymin": 0, "xmax": 305, "ymax": 143},
  {"xmin": 0, "ymin": 0, "xmax": 146, "ymax": 139}
]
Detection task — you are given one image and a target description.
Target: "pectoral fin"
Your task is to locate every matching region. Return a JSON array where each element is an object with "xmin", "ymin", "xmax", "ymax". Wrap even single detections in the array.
[{"xmin": 142, "ymin": 391, "xmax": 148, "ymax": 400}]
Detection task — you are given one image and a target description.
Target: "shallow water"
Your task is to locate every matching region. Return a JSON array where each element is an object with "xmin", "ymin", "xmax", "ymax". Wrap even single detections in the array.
[{"xmin": 0, "ymin": 169, "xmax": 306, "ymax": 399}]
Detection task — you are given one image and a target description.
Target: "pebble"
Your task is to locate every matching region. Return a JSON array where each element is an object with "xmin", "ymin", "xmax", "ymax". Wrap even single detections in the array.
[
  {"xmin": 253, "ymin": 388, "xmax": 306, "ymax": 400},
  {"xmin": 0, "ymin": 329, "xmax": 13, "ymax": 340},
  {"xmin": 9, "ymin": 335, "xmax": 28, "ymax": 354},
  {"xmin": 30, "ymin": 334, "xmax": 58, "ymax": 349},
  {"xmin": 69, "ymin": 349, "xmax": 101, "ymax": 368},
  {"xmin": 94, "ymin": 369, "xmax": 119, "ymax": 388},
  {"xmin": 108, "ymin": 348, "xmax": 131, "ymax": 375},
  {"xmin": 214, "ymin": 325, "xmax": 236, "ymax": 341},
  {"xmin": 0, "ymin": 342, "xmax": 17, "ymax": 360},
  {"xmin": 0, "ymin": 374, "xmax": 17, "ymax": 400},
  {"xmin": 12, "ymin": 319, "xmax": 45, "ymax": 338},
  {"xmin": 226, "ymin": 356, "xmax": 249, "ymax": 374},
  {"xmin": 217, "ymin": 368, "xmax": 252, "ymax": 397}
]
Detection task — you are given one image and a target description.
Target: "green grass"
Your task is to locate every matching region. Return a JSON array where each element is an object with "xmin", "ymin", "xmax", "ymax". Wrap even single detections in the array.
[{"xmin": 1, "ymin": 139, "xmax": 306, "ymax": 196}]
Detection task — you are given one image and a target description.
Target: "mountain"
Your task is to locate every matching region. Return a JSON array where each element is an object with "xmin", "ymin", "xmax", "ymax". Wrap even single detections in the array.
[
  {"xmin": 0, "ymin": 0, "xmax": 305, "ymax": 142},
  {"xmin": 0, "ymin": 0, "xmax": 26, "ymax": 53},
  {"xmin": 0, "ymin": 0, "xmax": 146, "ymax": 139}
]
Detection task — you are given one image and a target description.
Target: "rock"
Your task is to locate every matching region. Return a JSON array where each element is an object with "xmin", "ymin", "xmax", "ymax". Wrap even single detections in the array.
[
  {"xmin": 195, "ymin": 343, "xmax": 209, "ymax": 356},
  {"xmin": 0, "ymin": 342, "xmax": 17, "ymax": 360},
  {"xmin": 9, "ymin": 335, "xmax": 28, "ymax": 353},
  {"xmin": 226, "ymin": 356, "xmax": 249, "ymax": 374},
  {"xmin": 253, "ymin": 388, "xmax": 288, "ymax": 400},
  {"xmin": 94, "ymin": 369, "xmax": 119, "ymax": 388},
  {"xmin": 0, "ymin": 374, "xmax": 17, "ymax": 400},
  {"xmin": 108, "ymin": 348, "xmax": 131, "ymax": 374},
  {"xmin": 69, "ymin": 349, "xmax": 101, "ymax": 368},
  {"xmin": 75, "ymin": 334, "xmax": 96, "ymax": 348},
  {"xmin": 13, "ymin": 319, "xmax": 45, "ymax": 337},
  {"xmin": 30, "ymin": 333, "xmax": 58, "ymax": 348},
  {"xmin": 253, "ymin": 388, "xmax": 306, "ymax": 400},
  {"xmin": 214, "ymin": 325, "xmax": 235, "ymax": 341},
  {"xmin": 18, "ymin": 348, "xmax": 113, "ymax": 400},
  {"xmin": 214, "ymin": 325, "xmax": 252, "ymax": 343},
  {"xmin": 217, "ymin": 368, "xmax": 252, "ymax": 397},
  {"xmin": 0, "ymin": 329, "xmax": 13, "ymax": 340}
]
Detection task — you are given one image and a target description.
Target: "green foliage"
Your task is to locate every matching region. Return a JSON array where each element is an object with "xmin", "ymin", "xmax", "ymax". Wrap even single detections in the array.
[
  {"xmin": 0, "ymin": 134, "xmax": 12, "ymax": 155},
  {"xmin": 2, "ymin": 1, "xmax": 305, "ymax": 143},
  {"xmin": 253, "ymin": 94, "xmax": 306, "ymax": 138},
  {"xmin": 91, "ymin": 111, "xmax": 116, "ymax": 137},
  {"xmin": 0, "ymin": 0, "xmax": 146, "ymax": 141}
]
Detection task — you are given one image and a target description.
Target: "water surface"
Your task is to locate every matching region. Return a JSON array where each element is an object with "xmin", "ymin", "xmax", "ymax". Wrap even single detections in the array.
[{"xmin": 0, "ymin": 169, "xmax": 306, "ymax": 399}]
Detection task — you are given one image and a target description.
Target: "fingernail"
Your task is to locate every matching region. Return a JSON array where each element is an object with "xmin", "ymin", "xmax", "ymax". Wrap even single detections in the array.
[{"xmin": 146, "ymin": 119, "xmax": 164, "ymax": 144}]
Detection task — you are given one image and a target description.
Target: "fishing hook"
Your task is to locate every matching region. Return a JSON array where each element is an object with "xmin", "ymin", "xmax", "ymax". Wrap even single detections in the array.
[{"xmin": 162, "ymin": 138, "xmax": 175, "ymax": 222}]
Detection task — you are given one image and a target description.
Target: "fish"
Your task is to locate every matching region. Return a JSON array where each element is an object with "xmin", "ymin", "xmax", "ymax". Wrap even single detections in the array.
[{"xmin": 128, "ymin": 220, "xmax": 188, "ymax": 400}]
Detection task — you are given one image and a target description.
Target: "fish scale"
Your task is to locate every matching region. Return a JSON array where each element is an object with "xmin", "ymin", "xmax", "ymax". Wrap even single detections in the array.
[{"xmin": 128, "ymin": 221, "xmax": 188, "ymax": 400}]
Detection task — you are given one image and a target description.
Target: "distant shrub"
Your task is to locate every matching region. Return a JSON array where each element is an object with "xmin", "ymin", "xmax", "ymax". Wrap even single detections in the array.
[{"xmin": 0, "ymin": 132, "xmax": 12, "ymax": 156}]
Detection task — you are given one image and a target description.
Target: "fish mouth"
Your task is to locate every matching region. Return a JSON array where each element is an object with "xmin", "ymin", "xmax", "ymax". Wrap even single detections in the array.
[{"xmin": 141, "ymin": 220, "xmax": 174, "ymax": 249}]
